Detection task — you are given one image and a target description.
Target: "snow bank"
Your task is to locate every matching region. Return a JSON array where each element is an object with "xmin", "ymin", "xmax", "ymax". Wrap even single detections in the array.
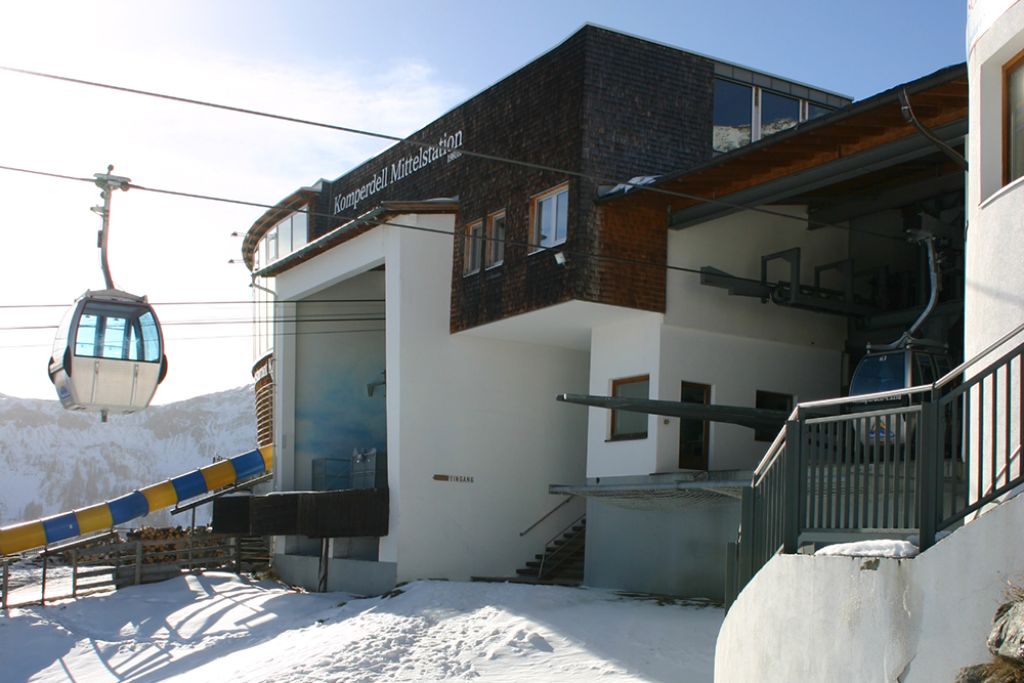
[
  {"xmin": 1, "ymin": 573, "xmax": 722, "ymax": 682},
  {"xmin": 815, "ymin": 539, "xmax": 919, "ymax": 558}
]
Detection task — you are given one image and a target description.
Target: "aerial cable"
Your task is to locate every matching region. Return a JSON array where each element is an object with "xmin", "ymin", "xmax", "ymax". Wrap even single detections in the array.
[
  {"xmin": 0, "ymin": 65, "xmax": 910, "ymax": 238},
  {"xmin": 0, "ymin": 161, "xmax": 903, "ymax": 297}
]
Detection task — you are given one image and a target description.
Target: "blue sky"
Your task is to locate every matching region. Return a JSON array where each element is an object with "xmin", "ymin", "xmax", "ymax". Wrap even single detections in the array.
[
  {"xmin": 183, "ymin": 0, "xmax": 966, "ymax": 100},
  {"xmin": 0, "ymin": 1, "xmax": 968, "ymax": 403}
]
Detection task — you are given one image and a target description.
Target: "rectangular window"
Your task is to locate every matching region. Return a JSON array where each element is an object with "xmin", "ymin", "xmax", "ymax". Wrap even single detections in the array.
[
  {"xmin": 292, "ymin": 209, "xmax": 309, "ymax": 250},
  {"xmin": 485, "ymin": 211, "xmax": 506, "ymax": 268},
  {"xmin": 531, "ymin": 184, "xmax": 569, "ymax": 251},
  {"xmin": 266, "ymin": 227, "xmax": 278, "ymax": 262},
  {"xmin": 679, "ymin": 381, "xmax": 711, "ymax": 470},
  {"xmin": 755, "ymin": 390, "xmax": 793, "ymax": 442},
  {"xmin": 761, "ymin": 91, "xmax": 800, "ymax": 139},
  {"xmin": 714, "ymin": 77, "xmax": 835, "ymax": 154},
  {"xmin": 463, "ymin": 220, "xmax": 483, "ymax": 275},
  {"xmin": 1005, "ymin": 50, "xmax": 1024, "ymax": 185},
  {"xmin": 713, "ymin": 79, "xmax": 753, "ymax": 154},
  {"xmin": 610, "ymin": 375, "xmax": 650, "ymax": 440}
]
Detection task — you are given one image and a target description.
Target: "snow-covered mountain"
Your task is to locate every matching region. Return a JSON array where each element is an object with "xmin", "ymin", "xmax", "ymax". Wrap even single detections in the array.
[{"xmin": 0, "ymin": 387, "xmax": 257, "ymax": 528}]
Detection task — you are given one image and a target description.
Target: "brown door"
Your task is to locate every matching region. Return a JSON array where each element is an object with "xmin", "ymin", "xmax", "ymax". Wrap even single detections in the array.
[{"xmin": 679, "ymin": 381, "xmax": 711, "ymax": 470}]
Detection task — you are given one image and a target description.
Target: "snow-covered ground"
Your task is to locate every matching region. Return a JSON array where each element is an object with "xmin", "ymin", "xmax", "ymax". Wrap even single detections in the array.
[{"xmin": 2, "ymin": 572, "xmax": 721, "ymax": 682}]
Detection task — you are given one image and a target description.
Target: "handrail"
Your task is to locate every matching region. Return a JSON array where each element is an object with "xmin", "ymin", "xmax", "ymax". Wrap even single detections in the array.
[
  {"xmin": 935, "ymin": 319, "xmax": 1024, "ymax": 390},
  {"xmin": 537, "ymin": 512, "xmax": 586, "ymax": 579},
  {"xmin": 753, "ymin": 407, "xmax": 798, "ymax": 478},
  {"xmin": 753, "ymin": 322, "xmax": 1024, "ymax": 476},
  {"xmin": 519, "ymin": 495, "xmax": 576, "ymax": 537}
]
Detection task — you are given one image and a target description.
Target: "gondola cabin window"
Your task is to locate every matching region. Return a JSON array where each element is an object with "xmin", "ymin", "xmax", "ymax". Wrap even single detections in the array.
[{"xmin": 74, "ymin": 302, "xmax": 161, "ymax": 362}]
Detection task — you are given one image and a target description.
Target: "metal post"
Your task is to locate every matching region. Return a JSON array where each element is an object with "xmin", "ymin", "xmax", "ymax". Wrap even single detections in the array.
[
  {"xmin": 918, "ymin": 401, "xmax": 939, "ymax": 550},
  {"xmin": 782, "ymin": 419, "xmax": 804, "ymax": 554},
  {"xmin": 41, "ymin": 552, "xmax": 48, "ymax": 605},
  {"xmin": 235, "ymin": 536, "xmax": 243, "ymax": 573},
  {"xmin": 2, "ymin": 557, "xmax": 9, "ymax": 609},
  {"xmin": 134, "ymin": 541, "xmax": 143, "ymax": 586},
  {"xmin": 188, "ymin": 508, "xmax": 196, "ymax": 572},
  {"xmin": 738, "ymin": 486, "xmax": 754, "ymax": 588},
  {"xmin": 71, "ymin": 549, "xmax": 78, "ymax": 598},
  {"xmin": 317, "ymin": 538, "xmax": 329, "ymax": 593},
  {"xmin": 724, "ymin": 541, "xmax": 738, "ymax": 612}
]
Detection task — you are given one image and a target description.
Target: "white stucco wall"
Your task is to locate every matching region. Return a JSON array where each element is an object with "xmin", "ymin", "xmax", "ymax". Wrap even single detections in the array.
[
  {"xmin": 587, "ymin": 313, "xmax": 664, "ymax": 478},
  {"xmin": 273, "ymin": 213, "xmax": 589, "ymax": 587},
  {"xmin": 665, "ymin": 207, "xmax": 848, "ymax": 349},
  {"xmin": 585, "ymin": 208, "xmax": 845, "ymax": 478},
  {"xmin": 657, "ymin": 327, "xmax": 839, "ymax": 472},
  {"xmin": 967, "ymin": 0, "xmax": 1024, "ymax": 362},
  {"xmin": 715, "ymin": 493, "xmax": 1024, "ymax": 682},
  {"xmin": 382, "ymin": 213, "xmax": 590, "ymax": 582}
]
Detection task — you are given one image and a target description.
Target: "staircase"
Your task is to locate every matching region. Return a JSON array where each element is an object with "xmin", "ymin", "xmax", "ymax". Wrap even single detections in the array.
[
  {"xmin": 494, "ymin": 516, "xmax": 586, "ymax": 586},
  {"xmin": 518, "ymin": 516, "xmax": 585, "ymax": 584}
]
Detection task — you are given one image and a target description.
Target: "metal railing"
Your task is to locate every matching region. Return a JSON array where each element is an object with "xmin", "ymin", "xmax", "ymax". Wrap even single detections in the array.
[{"xmin": 730, "ymin": 322, "xmax": 1024, "ymax": 607}]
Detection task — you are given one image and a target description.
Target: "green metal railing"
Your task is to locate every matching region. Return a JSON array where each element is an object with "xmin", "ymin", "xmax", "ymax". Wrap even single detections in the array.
[{"xmin": 729, "ymin": 322, "xmax": 1024, "ymax": 608}]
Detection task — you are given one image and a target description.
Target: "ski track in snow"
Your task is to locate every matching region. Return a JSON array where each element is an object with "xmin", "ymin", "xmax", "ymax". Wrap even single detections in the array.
[{"xmin": 1, "ymin": 574, "xmax": 722, "ymax": 682}]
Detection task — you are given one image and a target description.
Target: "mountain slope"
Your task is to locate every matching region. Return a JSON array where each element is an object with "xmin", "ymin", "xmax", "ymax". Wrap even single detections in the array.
[{"xmin": 0, "ymin": 386, "xmax": 257, "ymax": 528}]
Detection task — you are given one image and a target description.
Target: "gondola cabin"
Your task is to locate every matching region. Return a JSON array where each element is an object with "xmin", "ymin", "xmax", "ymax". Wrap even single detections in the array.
[
  {"xmin": 48, "ymin": 289, "xmax": 167, "ymax": 414},
  {"xmin": 849, "ymin": 348, "xmax": 954, "ymax": 397}
]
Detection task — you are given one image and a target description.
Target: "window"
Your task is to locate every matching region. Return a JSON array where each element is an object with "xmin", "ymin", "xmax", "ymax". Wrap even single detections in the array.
[
  {"xmin": 463, "ymin": 220, "xmax": 483, "ymax": 274},
  {"xmin": 755, "ymin": 390, "xmax": 793, "ymax": 442},
  {"xmin": 713, "ymin": 79, "xmax": 753, "ymax": 154},
  {"xmin": 1005, "ymin": 50, "xmax": 1024, "ymax": 184},
  {"xmin": 531, "ymin": 184, "xmax": 569, "ymax": 251},
  {"xmin": 485, "ymin": 211, "xmax": 506, "ymax": 268},
  {"xmin": 713, "ymin": 77, "xmax": 834, "ymax": 154},
  {"xmin": 610, "ymin": 375, "xmax": 650, "ymax": 440},
  {"xmin": 679, "ymin": 381, "xmax": 711, "ymax": 470},
  {"xmin": 760, "ymin": 91, "xmax": 800, "ymax": 139}
]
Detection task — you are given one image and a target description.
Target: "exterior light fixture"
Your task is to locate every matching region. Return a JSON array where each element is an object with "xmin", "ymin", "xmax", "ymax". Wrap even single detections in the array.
[{"xmin": 554, "ymin": 251, "xmax": 567, "ymax": 266}]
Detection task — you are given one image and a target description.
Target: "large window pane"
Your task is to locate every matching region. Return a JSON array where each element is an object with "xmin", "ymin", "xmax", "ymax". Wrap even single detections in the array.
[
  {"xmin": 807, "ymin": 102, "xmax": 833, "ymax": 121},
  {"xmin": 761, "ymin": 91, "xmax": 800, "ymax": 138},
  {"xmin": 713, "ymin": 79, "xmax": 752, "ymax": 154},
  {"xmin": 292, "ymin": 210, "xmax": 308, "ymax": 250}
]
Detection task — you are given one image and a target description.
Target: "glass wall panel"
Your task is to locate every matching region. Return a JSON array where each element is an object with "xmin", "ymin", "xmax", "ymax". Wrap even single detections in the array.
[
  {"xmin": 713, "ymin": 79, "xmax": 752, "ymax": 153},
  {"xmin": 761, "ymin": 91, "xmax": 800, "ymax": 138}
]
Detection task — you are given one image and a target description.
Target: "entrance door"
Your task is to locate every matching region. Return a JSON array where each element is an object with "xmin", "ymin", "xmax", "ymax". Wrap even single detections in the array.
[{"xmin": 679, "ymin": 381, "xmax": 711, "ymax": 470}]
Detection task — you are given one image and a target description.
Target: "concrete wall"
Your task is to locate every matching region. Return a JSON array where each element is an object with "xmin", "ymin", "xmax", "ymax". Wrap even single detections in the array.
[
  {"xmin": 715, "ymin": 493, "xmax": 1024, "ymax": 682},
  {"xmin": 384, "ymin": 213, "xmax": 590, "ymax": 582},
  {"xmin": 585, "ymin": 497, "xmax": 740, "ymax": 600},
  {"xmin": 273, "ymin": 554, "xmax": 397, "ymax": 597},
  {"xmin": 272, "ymin": 212, "xmax": 589, "ymax": 591}
]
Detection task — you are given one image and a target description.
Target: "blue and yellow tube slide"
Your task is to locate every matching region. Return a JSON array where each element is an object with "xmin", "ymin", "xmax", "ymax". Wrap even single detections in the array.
[{"xmin": 0, "ymin": 446, "xmax": 272, "ymax": 556}]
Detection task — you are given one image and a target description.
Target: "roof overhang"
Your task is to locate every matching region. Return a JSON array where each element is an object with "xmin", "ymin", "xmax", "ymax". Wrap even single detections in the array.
[
  {"xmin": 598, "ymin": 63, "xmax": 968, "ymax": 229},
  {"xmin": 242, "ymin": 185, "xmax": 322, "ymax": 270},
  {"xmin": 253, "ymin": 198, "xmax": 458, "ymax": 278}
]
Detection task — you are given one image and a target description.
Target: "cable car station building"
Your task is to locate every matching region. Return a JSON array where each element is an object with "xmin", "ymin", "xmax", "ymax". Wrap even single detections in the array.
[{"xmin": 225, "ymin": 25, "xmax": 966, "ymax": 598}]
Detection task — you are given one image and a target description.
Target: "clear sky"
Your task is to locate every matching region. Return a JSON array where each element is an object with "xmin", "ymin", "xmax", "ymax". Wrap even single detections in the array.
[{"xmin": 0, "ymin": 1, "xmax": 967, "ymax": 404}]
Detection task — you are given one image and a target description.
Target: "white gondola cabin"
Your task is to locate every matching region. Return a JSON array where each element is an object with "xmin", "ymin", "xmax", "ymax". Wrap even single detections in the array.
[{"xmin": 48, "ymin": 289, "xmax": 167, "ymax": 415}]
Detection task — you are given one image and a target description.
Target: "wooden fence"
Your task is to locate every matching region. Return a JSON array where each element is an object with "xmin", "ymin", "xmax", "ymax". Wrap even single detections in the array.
[{"xmin": 2, "ymin": 531, "xmax": 269, "ymax": 609}]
